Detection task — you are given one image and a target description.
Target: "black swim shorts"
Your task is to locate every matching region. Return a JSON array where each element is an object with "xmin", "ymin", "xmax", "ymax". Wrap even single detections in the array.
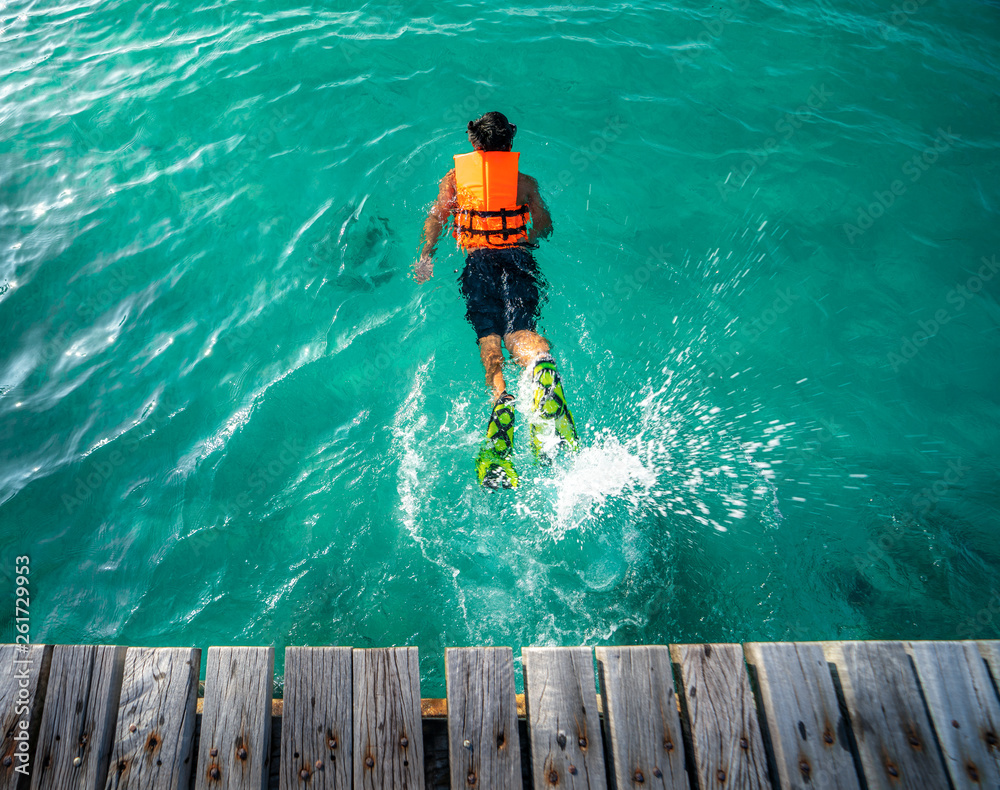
[{"xmin": 459, "ymin": 247, "xmax": 543, "ymax": 339}]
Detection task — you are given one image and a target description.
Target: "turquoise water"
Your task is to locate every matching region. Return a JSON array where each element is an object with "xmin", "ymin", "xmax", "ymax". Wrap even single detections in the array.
[{"xmin": 2, "ymin": 0, "xmax": 1000, "ymax": 695}]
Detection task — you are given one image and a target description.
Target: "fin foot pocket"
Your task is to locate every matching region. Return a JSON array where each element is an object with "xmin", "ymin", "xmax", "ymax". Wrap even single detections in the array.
[{"xmin": 476, "ymin": 393, "xmax": 518, "ymax": 489}]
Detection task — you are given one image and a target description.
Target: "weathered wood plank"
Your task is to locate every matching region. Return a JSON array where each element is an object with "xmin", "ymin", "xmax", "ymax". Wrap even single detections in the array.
[
  {"xmin": 595, "ymin": 645, "xmax": 687, "ymax": 790},
  {"xmin": 0, "ymin": 644, "xmax": 52, "ymax": 790},
  {"xmin": 445, "ymin": 647, "xmax": 522, "ymax": 790},
  {"xmin": 193, "ymin": 647, "xmax": 274, "ymax": 790},
  {"xmin": 30, "ymin": 644, "xmax": 127, "ymax": 790},
  {"xmin": 104, "ymin": 647, "xmax": 200, "ymax": 790},
  {"xmin": 353, "ymin": 647, "xmax": 424, "ymax": 790},
  {"xmin": 522, "ymin": 647, "xmax": 606, "ymax": 790},
  {"xmin": 979, "ymin": 641, "xmax": 1000, "ymax": 690},
  {"xmin": 744, "ymin": 642, "xmax": 858, "ymax": 790},
  {"xmin": 909, "ymin": 641, "xmax": 1000, "ymax": 788},
  {"xmin": 670, "ymin": 644, "xmax": 770, "ymax": 789},
  {"xmin": 824, "ymin": 641, "xmax": 948, "ymax": 789},
  {"xmin": 279, "ymin": 647, "xmax": 352, "ymax": 790}
]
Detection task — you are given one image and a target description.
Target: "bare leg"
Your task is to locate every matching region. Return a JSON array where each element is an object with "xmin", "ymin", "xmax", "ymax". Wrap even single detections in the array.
[
  {"xmin": 503, "ymin": 329, "xmax": 551, "ymax": 368},
  {"xmin": 478, "ymin": 334, "xmax": 507, "ymax": 401}
]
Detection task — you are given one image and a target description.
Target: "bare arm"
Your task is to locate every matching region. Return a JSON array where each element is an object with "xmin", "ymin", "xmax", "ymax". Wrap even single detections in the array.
[
  {"xmin": 415, "ymin": 170, "xmax": 456, "ymax": 281},
  {"xmin": 522, "ymin": 174, "xmax": 553, "ymax": 244}
]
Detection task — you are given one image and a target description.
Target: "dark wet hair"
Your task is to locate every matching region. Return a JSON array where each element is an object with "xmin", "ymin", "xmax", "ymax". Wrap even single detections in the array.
[{"xmin": 467, "ymin": 111, "xmax": 516, "ymax": 151}]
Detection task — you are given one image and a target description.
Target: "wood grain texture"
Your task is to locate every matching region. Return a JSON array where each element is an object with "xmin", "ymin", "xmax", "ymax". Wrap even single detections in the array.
[
  {"xmin": 445, "ymin": 647, "xmax": 522, "ymax": 790},
  {"xmin": 979, "ymin": 641, "xmax": 1000, "ymax": 689},
  {"xmin": 0, "ymin": 644, "xmax": 52, "ymax": 790},
  {"xmin": 670, "ymin": 644, "xmax": 770, "ymax": 790},
  {"xmin": 595, "ymin": 645, "xmax": 687, "ymax": 790},
  {"xmin": 353, "ymin": 647, "xmax": 424, "ymax": 790},
  {"xmin": 522, "ymin": 647, "xmax": 607, "ymax": 790},
  {"xmin": 278, "ymin": 647, "xmax": 352, "ymax": 790},
  {"xmin": 909, "ymin": 641, "xmax": 1000, "ymax": 789},
  {"xmin": 104, "ymin": 647, "xmax": 200, "ymax": 790},
  {"xmin": 824, "ymin": 641, "xmax": 948, "ymax": 789},
  {"xmin": 193, "ymin": 647, "xmax": 274, "ymax": 790},
  {"xmin": 744, "ymin": 642, "xmax": 858, "ymax": 790},
  {"xmin": 30, "ymin": 644, "xmax": 127, "ymax": 790}
]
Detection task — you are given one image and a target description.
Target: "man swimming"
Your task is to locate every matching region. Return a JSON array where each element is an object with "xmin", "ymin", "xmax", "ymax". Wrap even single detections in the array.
[{"xmin": 415, "ymin": 111, "xmax": 578, "ymax": 489}]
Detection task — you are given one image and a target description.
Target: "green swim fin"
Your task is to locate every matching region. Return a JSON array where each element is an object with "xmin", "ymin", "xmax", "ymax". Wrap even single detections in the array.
[
  {"xmin": 475, "ymin": 393, "xmax": 518, "ymax": 489},
  {"xmin": 530, "ymin": 354, "xmax": 579, "ymax": 462}
]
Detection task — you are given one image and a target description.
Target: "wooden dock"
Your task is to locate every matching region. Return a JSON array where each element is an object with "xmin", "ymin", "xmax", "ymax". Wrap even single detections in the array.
[{"xmin": 2, "ymin": 641, "xmax": 999, "ymax": 789}]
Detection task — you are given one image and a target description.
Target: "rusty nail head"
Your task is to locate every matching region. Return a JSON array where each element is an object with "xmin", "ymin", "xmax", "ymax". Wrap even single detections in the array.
[
  {"xmin": 716, "ymin": 768, "xmax": 726, "ymax": 782},
  {"xmin": 210, "ymin": 766, "xmax": 220, "ymax": 780},
  {"xmin": 800, "ymin": 760, "xmax": 810, "ymax": 776},
  {"xmin": 908, "ymin": 735, "xmax": 920, "ymax": 748},
  {"xmin": 987, "ymin": 732, "xmax": 998, "ymax": 746},
  {"xmin": 315, "ymin": 760, "xmax": 323, "ymax": 770},
  {"xmin": 634, "ymin": 769, "xmax": 645, "ymax": 783},
  {"xmin": 129, "ymin": 724, "xmax": 137, "ymax": 733},
  {"xmin": 967, "ymin": 763, "xmax": 980, "ymax": 781},
  {"xmin": 556, "ymin": 732, "xmax": 567, "ymax": 748},
  {"xmin": 2, "ymin": 756, "xmax": 11, "ymax": 767},
  {"xmin": 238, "ymin": 747, "xmax": 247, "ymax": 760},
  {"xmin": 823, "ymin": 732, "xmax": 834, "ymax": 744},
  {"xmin": 300, "ymin": 768, "xmax": 310, "ymax": 780},
  {"xmin": 887, "ymin": 765, "xmax": 899, "ymax": 777},
  {"xmin": 664, "ymin": 740, "xmax": 674, "ymax": 751},
  {"xmin": 210, "ymin": 748, "xmax": 218, "ymax": 757},
  {"xmin": 328, "ymin": 737, "xmax": 338, "ymax": 749},
  {"xmin": 468, "ymin": 771, "xmax": 477, "ymax": 784},
  {"xmin": 653, "ymin": 767, "xmax": 662, "ymax": 778},
  {"xmin": 400, "ymin": 736, "xmax": 408, "ymax": 747},
  {"xmin": 952, "ymin": 720, "xmax": 960, "ymax": 728},
  {"xmin": 73, "ymin": 757, "xmax": 82, "ymax": 767},
  {"xmin": 463, "ymin": 739, "xmax": 472, "ymax": 749},
  {"xmin": 365, "ymin": 756, "xmax": 374, "ymax": 768},
  {"xmin": 569, "ymin": 765, "xmax": 577, "ymax": 775},
  {"xmin": 578, "ymin": 737, "xmax": 587, "ymax": 748},
  {"xmin": 739, "ymin": 737, "xmax": 748, "ymax": 749},
  {"xmin": 549, "ymin": 769, "xmax": 559, "ymax": 783}
]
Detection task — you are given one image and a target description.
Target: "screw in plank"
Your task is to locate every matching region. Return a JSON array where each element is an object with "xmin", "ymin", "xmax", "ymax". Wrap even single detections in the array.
[
  {"xmin": 73, "ymin": 757, "xmax": 82, "ymax": 767},
  {"xmin": 129, "ymin": 724, "xmax": 137, "ymax": 733},
  {"xmin": 463, "ymin": 739, "xmax": 472, "ymax": 749}
]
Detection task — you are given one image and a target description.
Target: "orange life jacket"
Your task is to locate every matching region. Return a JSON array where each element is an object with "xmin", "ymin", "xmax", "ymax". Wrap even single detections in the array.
[{"xmin": 453, "ymin": 150, "xmax": 530, "ymax": 250}]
